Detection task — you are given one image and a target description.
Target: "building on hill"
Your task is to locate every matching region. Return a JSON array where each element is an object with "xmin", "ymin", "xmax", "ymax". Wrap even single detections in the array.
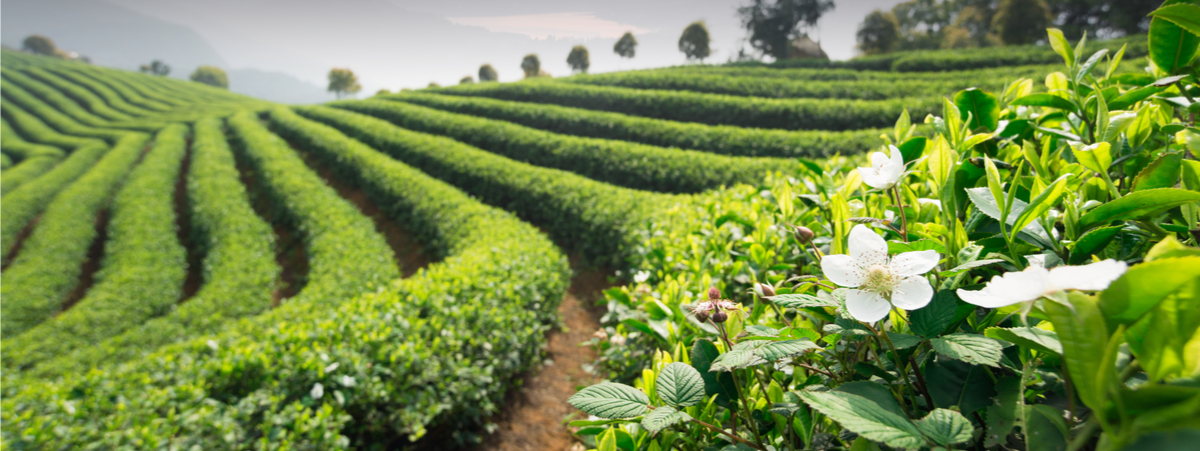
[{"xmin": 787, "ymin": 35, "xmax": 828, "ymax": 60}]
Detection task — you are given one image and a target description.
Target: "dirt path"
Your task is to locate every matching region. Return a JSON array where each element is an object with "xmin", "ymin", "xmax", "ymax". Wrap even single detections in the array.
[{"xmin": 477, "ymin": 266, "xmax": 611, "ymax": 451}]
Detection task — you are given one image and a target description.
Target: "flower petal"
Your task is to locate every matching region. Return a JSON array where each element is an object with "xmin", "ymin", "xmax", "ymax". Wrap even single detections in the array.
[
  {"xmin": 848, "ymin": 224, "xmax": 888, "ymax": 269},
  {"xmin": 890, "ymin": 250, "xmax": 940, "ymax": 276},
  {"xmin": 858, "ymin": 166, "xmax": 890, "ymax": 190},
  {"xmin": 821, "ymin": 254, "xmax": 865, "ymax": 288},
  {"xmin": 985, "ymin": 266, "xmax": 1053, "ymax": 304},
  {"xmin": 890, "ymin": 276, "xmax": 934, "ymax": 310},
  {"xmin": 956, "ymin": 288, "xmax": 1019, "ymax": 308},
  {"xmin": 846, "ymin": 289, "xmax": 892, "ymax": 322},
  {"xmin": 870, "ymin": 151, "xmax": 890, "ymax": 168},
  {"xmin": 1049, "ymin": 259, "xmax": 1128, "ymax": 291},
  {"xmin": 882, "ymin": 145, "xmax": 905, "ymax": 180}
]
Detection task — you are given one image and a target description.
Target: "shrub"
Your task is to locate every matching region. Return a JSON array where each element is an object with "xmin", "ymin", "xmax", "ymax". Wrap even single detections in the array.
[{"xmin": 189, "ymin": 65, "xmax": 228, "ymax": 89}]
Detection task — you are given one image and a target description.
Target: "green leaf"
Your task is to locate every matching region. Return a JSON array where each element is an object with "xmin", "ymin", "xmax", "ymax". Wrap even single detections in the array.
[
  {"xmin": 798, "ymin": 390, "xmax": 926, "ymax": 449},
  {"xmin": 886, "ymin": 332, "xmax": 922, "ymax": 350},
  {"xmin": 955, "ymin": 88, "xmax": 1000, "ymax": 132},
  {"xmin": 925, "ymin": 359, "xmax": 997, "ymax": 415},
  {"xmin": 769, "ymin": 293, "xmax": 838, "ymax": 309},
  {"xmin": 928, "ymin": 136, "xmax": 957, "ymax": 188},
  {"xmin": 1046, "ymin": 28, "xmax": 1074, "ymax": 67},
  {"xmin": 1069, "ymin": 226, "xmax": 1123, "ymax": 264},
  {"xmin": 915, "ymin": 409, "xmax": 974, "ymax": 446},
  {"xmin": 939, "ymin": 259, "xmax": 1005, "ymax": 277},
  {"xmin": 640, "ymin": 406, "xmax": 691, "ymax": 434},
  {"xmin": 966, "ymin": 187, "xmax": 1055, "ymax": 247},
  {"xmin": 984, "ymin": 377, "xmax": 1022, "ymax": 448},
  {"xmin": 1133, "ymin": 152, "xmax": 1184, "ymax": 191},
  {"xmin": 1044, "ymin": 292, "xmax": 1110, "ymax": 411},
  {"xmin": 1108, "ymin": 85, "xmax": 1165, "ymax": 110},
  {"xmin": 1079, "ymin": 188, "xmax": 1200, "ymax": 231},
  {"xmin": 655, "ymin": 362, "xmax": 705, "ymax": 408},
  {"xmin": 888, "ymin": 239, "xmax": 947, "ymax": 255},
  {"xmin": 756, "ymin": 339, "xmax": 820, "ymax": 361},
  {"xmin": 1012, "ymin": 175, "xmax": 1068, "ymax": 239},
  {"xmin": 931, "ymin": 333, "xmax": 1004, "ymax": 367},
  {"xmin": 598, "ymin": 428, "xmax": 618, "ymax": 451},
  {"xmin": 1072, "ymin": 142, "xmax": 1112, "ymax": 174},
  {"xmin": 690, "ymin": 339, "xmax": 737, "ymax": 408},
  {"xmin": 1010, "ymin": 93, "xmax": 1076, "ymax": 111},
  {"xmin": 1075, "ymin": 49, "xmax": 1109, "ymax": 83},
  {"xmin": 1149, "ymin": 0, "xmax": 1200, "ymax": 74},
  {"xmin": 1098, "ymin": 256, "xmax": 1200, "ymax": 327},
  {"xmin": 911, "ymin": 290, "xmax": 959, "ymax": 338},
  {"xmin": 710, "ymin": 342, "xmax": 767, "ymax": 371},
  {"xmin": 897, "ymin": 136, "xmax": 927, "ymax": 165},
  {"xmin": 985, "ymin": 327, "xmax": 1062, "ymax": 356},
  {"xmin": 1024, "ymin": 405, "xmax": 1069, "ymax": 451},
  {"xmin": 1150, "ymin": 4, "xmax": 1200, "ymax": 39},
  {"xmin": 567, "ymin": 383, "xmax": 650, "ymax": 419}
]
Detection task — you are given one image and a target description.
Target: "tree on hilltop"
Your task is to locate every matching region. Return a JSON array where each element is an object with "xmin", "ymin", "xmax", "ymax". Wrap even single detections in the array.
[
  {"xmin": 327, "ymin": 68, "xmax": 361, "ymax": 99},
  {"xmin": 521, "ymin": 54, "xmax": 541, "ymax": 78},
  {"xmin": 22, "ymin": 35, "xmax": 63, "ymax": 58},
  {"xmin": 614, "ymin": 32, "xmax": 638, "ymax": 59},
  {"xmin": 567, "ymin": 45, "xmax": 590, "ymax": 74},
  {"xmin": 460, "ymin": 75, "xmax": 475, "ymax": 85},
  {"xmin": 856, "ymin": 9, "xmax": 899, "ymax": 55},
  {"xmin": 992, "ymin": 0, "xmax": 1052, "ymax": 45},
  {"xmin": 479, "ymin": 64, "xmax": 498, "ymax": 82},
  {"xmin": 140, "ymin": 60, "xmax": 171, "ymax": 77},
  {"xmin": 738, "ymin": 0, "xmax": 835, "ymax": 60},
  {"xmin": 190, "ymin": 66, "xmax": 228, "ymax": 89},
  {"xmin": 678, "ymin": 21, "xmax": 712, "ymax": 62}
]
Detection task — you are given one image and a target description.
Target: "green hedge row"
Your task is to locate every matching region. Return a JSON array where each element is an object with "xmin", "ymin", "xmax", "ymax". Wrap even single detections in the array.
[
  {"xmin": 652, "ymin": 63, "xmax": 1050, "ymax": 81},
  {"xmin": 31, "ymin": 116, "xmax": 278, "ymax": 378},
  {"xmin": 295, "ymin": 105, "xmax": 672, "ymax": 267},
  {"xmin": 23, "ymin": 67, "xmax": 134, "ymax": 122},
  {"xmin": 2, "ymin": 69, "xmax": 162, "ymax": 133},
  {"xmin": 1, "ymin": 117, "xmax": 64, "ymax": 194},
  {"xmin": 393, "ymin": 92, "xmax": 887, "ymax": 158},
  {"xmin": 2, "ymin": 108, "xmax": 570, "ymax": 449},
  {"xmin": 1, "ymin": 99, "xmax": 104, "ymax": 150},
  {"xmin": 559, "ymin": 71, "xmax": 1006, "ymax": 100},
  {"xmin": 226, "ymin": 110, "xmax": 399, "ymax": 306},
  {"xmin": 334, "ymin": 99, "xmax": 789, "ymax": 193},
  {"xmin": 0, "ymin": 79, "xmax": 129, "ymax": 142},
  {"xmin": 0, "ymin": 132, "xmax": 149, "ymax": 338},
  {"xmin": 425, "ymin": 81, "xmax": 938, "ymax": 131},
  {"xmin": 41, "ymin": 68, "xmax": 159, "ymax": 118},
  {"xmin": 4, "ymin": 124, "xmax": 189, "ymax": 370},
  {"xmin": 1, "ymin": 153, "xmax": 10, "ymax": 169},
  {"xmin": 0, "ymin": 147, "xmax": 105, "ymax": 260}
]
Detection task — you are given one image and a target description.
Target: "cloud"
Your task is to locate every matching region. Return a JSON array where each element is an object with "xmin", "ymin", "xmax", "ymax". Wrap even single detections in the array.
[{"xmin": 447, "ymin": 11, "xmax": 654, "ymax": 40}]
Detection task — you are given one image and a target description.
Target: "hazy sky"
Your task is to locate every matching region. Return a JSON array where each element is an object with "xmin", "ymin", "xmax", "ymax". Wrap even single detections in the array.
[{"xmin": 96, "ymin": 0, "xmax": 908, "ymax": 95}]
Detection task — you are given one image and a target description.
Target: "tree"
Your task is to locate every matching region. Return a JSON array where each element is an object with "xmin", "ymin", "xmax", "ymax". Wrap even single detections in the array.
[
  {"xmin": 567, "ymin": 45, "xmax": 590, "ymax": 74},
  {"xmin": 190, "ymin": 66, "xmax": 228, "ymax": 89},
  {"xmin": 22, "ymin": 35, "xmax": 62, "ymax": 57},
  {"xmin": 679, "ymin": 21, "xmax": 712, "ymax": 62},
  {"xmin": 856, "ymin": 9, "xmax": 900, "ymax": 55},
  {"xmin": 737, "ymin": 0, "xmax": 835, "ymax": 60},
  {"xmin": 521, "ymin": 54, "xmax": 541, "ymax": 78},
  {"xmin": 459, "ymin": 75, "xmax": 475, "ymax": 85},
  {"xmin": 992, "ymin": 0, "xmax": 1052, "ymax": 45},
  {"xmin": 326, "ymin": 68, "xmax": 361, "ymax": 99},
  {"xmin": 139, "ymin": 60, "xmax": 170, "ymax": 77},
  {"xmin": 479, "ymin": 64, "xmax": 498, "ymax": 82},
  {"xmin": 614, "ymin": 32, "xmax": 638, "ymax": 59},
  {"xmin": 1047, "ymin": 0, "xmax": 1160, "ymax": 38},
  {"xmin": 428, "ymin": 82, "xmax": 441, "ymax": 88}
]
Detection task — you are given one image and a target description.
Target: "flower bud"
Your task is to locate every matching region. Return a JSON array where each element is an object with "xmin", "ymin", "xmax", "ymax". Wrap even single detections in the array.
[
  {"xmin": 694, "ymin": 310, "xmax": 711, "ymax": 323},
  {"xmin": 707, "ymin": 287, "xmax": 721, "ymax": 300},
  {"xmin": 711, "ymin": 310, "xmax": 728, "ymax": 323},
  {"xmin": 794, "ymin": 226, "xmax": 815, "ymax": 243},
  {"xmin": 755, "ymin": 283, "xmax": 776, "ymax": 298}
]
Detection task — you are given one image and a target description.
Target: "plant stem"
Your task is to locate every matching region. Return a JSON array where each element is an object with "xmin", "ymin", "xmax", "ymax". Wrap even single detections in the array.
[
  {"xmin": 688, "ymin": 418, "xmax": 766, "ymax": 450},
  {"xmin": 1065, "ymin": 418, "xmax": 1102, "ymax": 451},
  {"xmin": 798, "ymin": 363, "xmax": 836, "ymax": 379},
  {"xmin": 864, "ymin": 321, "xmax": 919, "ymax": 413},
  {"xmin": 908, "ymin": 354, "xmax": 936, "ymax": 409},
  {"xmin": 891, "ymin": 187, "xmax": 909, "ymax": 242},
  {"xmin": 727, "ymin": 368, "xmax": 767, "ymax": 448}
]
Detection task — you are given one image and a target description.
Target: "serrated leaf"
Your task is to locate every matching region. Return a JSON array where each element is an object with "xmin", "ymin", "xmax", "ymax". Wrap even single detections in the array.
[
  {"xmin": 756, "ymin": 339, "xmax": 820, "ymax": 361},
  {"xmin": 1150, "ymin": 0, "xmax": 1200, "ymax": 73},
  {"xmin": 939, "ymin": 259, "xmax": 1005, "ymax": 277},
  {"xmin": 966, "ymin": 187, "xmax": 1054, "ymax": 248},
  {"xmin": 1025, "ymin": 405, "xmax": 1069, "ymax": 451},
  {"xmin": 710, "ymin": 347, "xmax": 766, "ymax": 372},
  {"xmin": 770, "ymin": 293, "xmax": 838, "ymax": 309},
  {"xmin": 798, "ymin": 390, "xmax": 926, "ymax": 449},
  {"xmin": 1133, "ymin": 152, "xmax": 1184, "ymax": 191},
  {"xmin": 1098, "ymin": 256, "xmax": 1200, "ymax": 327},
  {"xmin": 1069, "ymin": 226, "xmax": 1123, "ymax": 264},
  {"xmin": 910, "ymin": 290, "xmax": 959, "ymax": 338},
  {"xmin": 985, "ymin": 377, "xmax": 1022, "ymax": 447},
  {"xmin": 1150, "ymin": 4, "xmax": 1200, "ymax": 41},
  {"xmin": 985, "ymin": 327, "xmax": 1062, "ymax": 356},
  {"xmin": 567, "ymin": 383, "xmax": 650, "ymax": 419},
  {"xmin": 955, "ymin": 88, "xmax": 1000, "ymax": 132},
  {"xmin": 925, "ymin": 359, "xmax": 997, "ymax": 415},
  {"xmin": 1078, "ymin": 188, "xmax": 1200, "ymax": 231},
  {"xmin": 741, "ymin": 325, "xmax": 780, "ymax": 338},
  {"xmin": 885, "ymin": 332, "xmax": 922, "ymax": 350},
  {"xmin": 931, "ymin": 333, "xmax": 1004, "ymax": 367},
  {"xmin": 655, "ymin": 362, "xmax": 705, "ymax": 408},
  {"xmin": 915, "ymin": 409, "xmax": 973, "ymax": 446},
  {"xmin": 641, "ymin": 406, "xmax": 691, "ymax": 434},
  {"xmin": 690, "ymin": 339, "xmax": 737, "ymax": 408}
]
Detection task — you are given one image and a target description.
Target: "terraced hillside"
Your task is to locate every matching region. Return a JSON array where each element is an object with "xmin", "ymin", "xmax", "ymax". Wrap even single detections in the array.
[{"xmin": 2, "ymin": 24, "xmax": 1197, "ymax": 451}]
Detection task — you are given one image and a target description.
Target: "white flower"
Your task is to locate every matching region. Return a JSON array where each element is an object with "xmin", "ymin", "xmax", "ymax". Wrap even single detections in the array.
[
  {"xmin": 821, "ymin": 225, "xmax": 940, "ymax": 322},
  {"xmin": 634, "ymin": 271, "xmax": 650, "ymax": 283},
  {"xmin": 956, "ymin": 259, "xmax": 1127, "ymax": 308},
  {"xmin": 340, "ymin": 375, "xmax": 356, "ymax": 387},
  {"xmin": 858, "ymin": 145, "xmax": 905, "ymax": 190},
  {"xmin": 311, "ymin": 383, "xmax": 324, "ymax": 400}
]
